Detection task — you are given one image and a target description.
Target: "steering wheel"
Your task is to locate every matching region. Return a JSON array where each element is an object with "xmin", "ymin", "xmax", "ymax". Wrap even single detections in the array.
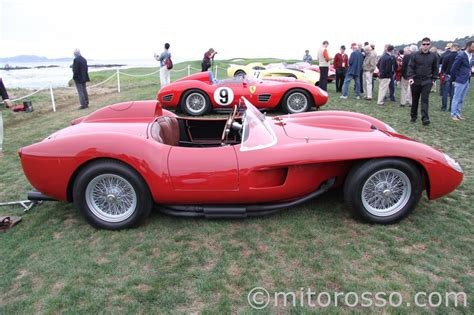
[{"xmin": 221, "ymin": 105, "xmax": 238, "ymax": 145}]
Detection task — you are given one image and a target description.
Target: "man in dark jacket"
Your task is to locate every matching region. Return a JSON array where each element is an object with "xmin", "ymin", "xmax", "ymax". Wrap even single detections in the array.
[
  {"xmin": 450, "ymin": 41, "xmax": 474, "ymax": 121},
  {"xmin": 340, "ymin": 43, "xmax": 364, "ymax": 99},
  {"xmin": 72, "ymin": 49, "xmax": 90, "ymax": 109},
  {"xmin": 376, "ymin": 45, "xmax": 397, "ymax": 105},
  {"xmin": 440, "ymin": 43, "xmax": 460, "ymax": 111},
  {"xmin": 407, "ymin": 37, "xmax": 439, "ymax": 125}
]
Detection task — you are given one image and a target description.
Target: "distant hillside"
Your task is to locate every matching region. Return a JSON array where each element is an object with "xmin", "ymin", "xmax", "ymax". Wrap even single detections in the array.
[
  {"xmin": 0, "ymin": 55, "xmax": 71, "ymax": 63},
  {"xmin": 394, "ymin": 35, "xmax": 474, "ymax": 51}
]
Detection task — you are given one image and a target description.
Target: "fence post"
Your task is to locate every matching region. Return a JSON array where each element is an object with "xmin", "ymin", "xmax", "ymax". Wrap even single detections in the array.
[
  {"xmin": 215, "ymin": 64, "xmax": 218, "ymax": 79},
  {"xmin": 188, "ymin": 64, "xmax": 190, "ymax": 76},
  {"xmin": 117, "ymin": 69, "xmax": 121, "ymax": 93},
  {"xmin": 49, "ymin": 85, "xmax": 56, "ymax": 112}
]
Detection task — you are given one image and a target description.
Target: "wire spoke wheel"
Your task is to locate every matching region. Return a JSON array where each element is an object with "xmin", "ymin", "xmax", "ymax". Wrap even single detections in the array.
[
  {"xmin": 186, "ymin": 93, "xmax": 206, "ymax": 114},
  {"xmin": 361, "ymin": 169, "xmax": 411, "ymax": 217},
  {"xmin": 286, "ymin": 92, "xmax": 308, "ymax": 113},
  {"xmin": 85, "ymin": 174, "xmax": 137, "ymax": 223}
]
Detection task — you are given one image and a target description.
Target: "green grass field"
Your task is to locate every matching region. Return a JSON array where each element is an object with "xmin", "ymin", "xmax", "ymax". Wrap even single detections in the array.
[{"xmin": 0, "ymin": 59, "xmax": 472, "ymax": 314}]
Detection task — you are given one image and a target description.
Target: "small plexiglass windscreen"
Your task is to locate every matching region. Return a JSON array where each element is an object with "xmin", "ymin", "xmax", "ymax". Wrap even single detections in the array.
[{"xmin": 240, "ymin": 98, "xmax": 277, "ymax": 151}]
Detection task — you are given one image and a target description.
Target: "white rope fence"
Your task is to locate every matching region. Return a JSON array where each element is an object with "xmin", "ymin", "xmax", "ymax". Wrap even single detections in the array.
[
  {"xmin": 88, "ymin": 72, "xmax": 117, "ymax": 88},
  {"xmin": 1, "ymin": 64, "xmax": 228, "ymax": 112},
  {"xmin": 119, "ymin": 68, "xmax": 161, "ymax": 77},
  {"xmin": 7, "ymin": 87, "xmax": 47, "ymax": 102}
]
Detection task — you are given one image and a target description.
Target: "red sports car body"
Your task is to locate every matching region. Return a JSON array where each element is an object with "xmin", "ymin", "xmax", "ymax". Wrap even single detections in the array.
[
  {"xmin": 157, "ymin": 71, "xmax": 328, "ymax": 116},
  {"xmin": 20, "ymin": 98, "xmax": 463, "ymax": 230}
]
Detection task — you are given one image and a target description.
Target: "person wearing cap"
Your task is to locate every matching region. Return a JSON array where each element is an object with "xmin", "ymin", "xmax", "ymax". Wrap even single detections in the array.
[
  {"xmin": 407, "ymin": 37, "xmax": 439, "ymax": 126},
  {"xmin": 440, "ymin": 43, "xmax": 453, "ymax": 67},
  {"xmin": 72, "ymin": 48, "xmax": 90, "ymax": 110},
  {"xmin": 440, "ymin": 43, "xmax": 460, "ymax": 111},
  {"xmin": 340, "ymin": 43, "xmax": 363, "ymax": 99},
  {"xmin": 202, "ymin": 48, "xmax": 217, "ymax": 72},
  {"xmin": 317, "ymin": 41, "xmax": 331, "ymax": 91},
  {"xmin": 303, "ymin": 50, "xmax": 313, "ymax": 64},
  {"xmin": 377, "ymin": 45, "xmax": 397, "ymax": 105},
  {"xmin": 450, "ymin": 41, "xmax": 474, "ymax": 121},
  {"xmin": 438, "ymin": 43, "xmax": 452, "ymax": 97},
  {"xmin": 333, "ymin": 45, "xmax": 348, "ymax": 93}
]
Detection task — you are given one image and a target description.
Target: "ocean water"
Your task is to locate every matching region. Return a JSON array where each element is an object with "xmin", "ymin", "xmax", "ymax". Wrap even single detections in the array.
[{"xmin": 0, "ymin": 59, "xmax": 162, "ymax": 89}]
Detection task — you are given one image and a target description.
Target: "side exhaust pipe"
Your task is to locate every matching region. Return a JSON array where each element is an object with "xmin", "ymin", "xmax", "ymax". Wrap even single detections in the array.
[{"xmin": 27, "ymin": 191, "xmax": 57, "ymax": 201}]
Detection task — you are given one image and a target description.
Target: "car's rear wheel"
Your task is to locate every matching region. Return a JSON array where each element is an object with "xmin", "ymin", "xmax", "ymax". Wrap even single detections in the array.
[
  {"xmin": 344, "ymin": 159, "xmax": 422, "ymax": 224},
  {"xmin": 181, "ymin": 89, "xmax": 211, "ymax": 116},
  {"xmin": 282, "ymin": 89, "xmax": 311, "ymax": 114},
  {"xmin": 73, "ymin": 160, "xmax": 152, "ymax": 230},
  {"xmin": 234, "ymin": 70, "xmax": 246, "ymax": 78}
]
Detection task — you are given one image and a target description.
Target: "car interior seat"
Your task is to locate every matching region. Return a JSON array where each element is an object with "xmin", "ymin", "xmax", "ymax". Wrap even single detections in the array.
[{"xmin": 150, "ymin": 116, "xmax": 180, "ymax": 146}]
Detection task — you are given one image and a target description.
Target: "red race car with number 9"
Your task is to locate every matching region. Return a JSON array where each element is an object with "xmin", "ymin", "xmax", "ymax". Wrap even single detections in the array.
[{"xmin": 157, "ymin": 71, "xmax": 328, "ymax": 116}]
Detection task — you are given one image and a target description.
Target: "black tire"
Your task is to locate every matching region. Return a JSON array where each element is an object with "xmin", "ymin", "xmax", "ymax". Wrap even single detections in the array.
[
  {"xmin": 234, "ymin": 70, "xmax": 246, "ymax": 78},
  {"xmin": 180, "ymin": 89, "xmax": 211, "ymax": 116},
  {"xmin": 73, "ymin": 160, "xmax": 152, "ymax": 230},
  {"xmin": 282, "ymin": 89, "xmax": 312, "ymax": 114},
  {"xmin": 344, "ymin": 158, "xmax": 423, "ymax": 224}
]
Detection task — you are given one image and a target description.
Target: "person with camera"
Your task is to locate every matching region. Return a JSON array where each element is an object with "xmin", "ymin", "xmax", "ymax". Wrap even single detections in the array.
[
  {"xmin": 155, "ymin": 43, "xmax": 172, "ymax": 87},
  {"xmin": 202, "ymin": 48, "xmax": 217, "ymax": 72}
]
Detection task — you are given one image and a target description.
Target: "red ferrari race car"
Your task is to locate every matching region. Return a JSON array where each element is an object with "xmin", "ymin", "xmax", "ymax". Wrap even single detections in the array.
[
  {"xmin": 157, "ymin": 71, "xmax": 328, "ymax": 116},
  {"xmin": 21, "ymin": 98, "xmax": 463, "ymax": 230}
]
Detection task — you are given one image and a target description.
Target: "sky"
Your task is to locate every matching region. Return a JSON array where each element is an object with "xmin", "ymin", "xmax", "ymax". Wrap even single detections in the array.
[{"xmin": 0, "ymin": 0, "xmax": 473, "ymax": 62}]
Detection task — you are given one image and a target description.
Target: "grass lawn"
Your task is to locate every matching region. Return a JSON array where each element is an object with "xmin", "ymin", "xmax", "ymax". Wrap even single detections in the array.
[{"xmin": 0, "ymin": 59, "xmax": 472, "ymax": 314}]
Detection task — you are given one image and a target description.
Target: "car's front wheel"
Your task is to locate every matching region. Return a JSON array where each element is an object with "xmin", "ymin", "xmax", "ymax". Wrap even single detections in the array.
[
  {"xmin": 282, "ymin": 89, "xmax": 311, "ymax": 114},
  {"xmin": 181, "ymin": 89, "xmax": 211, "ymax": 116},
  {"xmin": 344, "ymin": 158, "xmax": 423, "ymax": 224},
  {"xmin": 73, "ymin": 160, "xmax": 152, "ymax": 230}
]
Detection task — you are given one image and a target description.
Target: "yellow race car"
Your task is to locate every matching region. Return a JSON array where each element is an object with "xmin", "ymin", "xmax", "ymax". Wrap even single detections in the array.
[{"xmin": 227, "ymin": 62, "xmax": 321, "ymax": 86}]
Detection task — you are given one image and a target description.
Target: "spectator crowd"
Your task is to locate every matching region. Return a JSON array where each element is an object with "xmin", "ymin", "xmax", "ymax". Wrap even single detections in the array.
[{"xmin": 305, "ymin": 38, "xmax": 473, "ymax": 126}]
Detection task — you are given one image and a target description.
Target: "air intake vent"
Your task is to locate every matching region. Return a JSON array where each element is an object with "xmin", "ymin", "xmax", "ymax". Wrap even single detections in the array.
[
  {"xmin": 162, "ymin": 94, "xmax": 173, "ymax": 102},
  {"xmin": 258, "ymin": 94, "xmax": 271, "ymax": 102}
]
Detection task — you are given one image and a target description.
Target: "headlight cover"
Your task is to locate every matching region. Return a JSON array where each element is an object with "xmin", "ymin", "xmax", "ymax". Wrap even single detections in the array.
[{"xmin": 444, "ymin": 153, "xmax": 463, "ymax": 173}]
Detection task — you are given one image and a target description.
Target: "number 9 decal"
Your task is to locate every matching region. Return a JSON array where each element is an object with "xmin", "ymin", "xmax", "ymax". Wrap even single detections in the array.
[{"xmin": 213, "ymin": 87, "xmax": 234, "ymax": 106}]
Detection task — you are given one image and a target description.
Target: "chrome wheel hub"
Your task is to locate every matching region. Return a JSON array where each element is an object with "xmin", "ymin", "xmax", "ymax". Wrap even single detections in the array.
[
  {"xmin": 85, "ymin": 174, "xmax": 137, "ymax": 223},
  {"xmin": 186, "ymin": 93, "xmax": 205, "ymax": 113},
  {"xmin": 287, "ymin": 92, "xmax": 308, "ymax": 113},
  {"xmin": 361, "ymin": 169, "xmax": 411, "ymax": 217}
]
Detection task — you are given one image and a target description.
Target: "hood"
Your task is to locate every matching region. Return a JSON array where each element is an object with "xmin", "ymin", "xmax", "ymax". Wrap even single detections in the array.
[{"xmin": 278, "ymin": 114, "xmax": 387, "ymax": 141}]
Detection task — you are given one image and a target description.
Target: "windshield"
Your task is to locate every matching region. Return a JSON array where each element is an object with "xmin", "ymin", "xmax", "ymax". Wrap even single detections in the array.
[{"xmin": 240, "ymin": 98, "xmax": 277, "ymax": 151}]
